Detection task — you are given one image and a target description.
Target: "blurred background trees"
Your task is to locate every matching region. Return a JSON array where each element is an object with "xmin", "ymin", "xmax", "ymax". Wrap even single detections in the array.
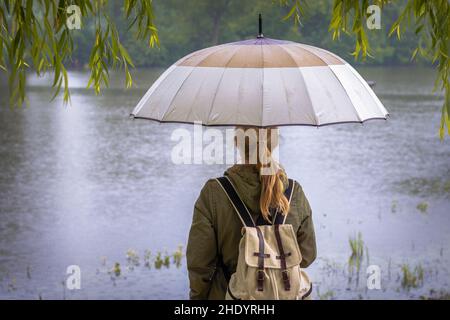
[
  {"xmin": 1, "ymin": 0, "xmax": 448, "ymax": 136},
  {"xmin": 70, "ymin": 0, "xmax": 423, "ymax": 69}
]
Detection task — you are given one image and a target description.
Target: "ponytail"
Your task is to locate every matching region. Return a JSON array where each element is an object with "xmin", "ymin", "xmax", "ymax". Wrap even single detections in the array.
[
  {"xmin": 235, "ymin": 127, "xmax": 290, "ymax": 222},
  {"xmin": 257, "ymin": 145, "xmax": 289, "ymax": 222}
]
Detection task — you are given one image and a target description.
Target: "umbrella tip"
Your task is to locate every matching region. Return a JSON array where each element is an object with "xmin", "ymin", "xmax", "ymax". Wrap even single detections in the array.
[{"xmin": 257, "ymin": 13, "xmax": 264, "ymax": 38}]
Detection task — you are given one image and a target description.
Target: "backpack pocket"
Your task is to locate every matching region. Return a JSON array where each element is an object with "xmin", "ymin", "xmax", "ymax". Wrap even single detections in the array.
[{"xmin": 243, "ymin": 224, "xmax": 302, "ymax": 269}]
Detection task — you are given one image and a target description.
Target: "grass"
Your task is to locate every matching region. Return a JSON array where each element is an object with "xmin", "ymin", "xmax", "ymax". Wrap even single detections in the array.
[
  {"xmin": 7, "ymin": 277, "xmax": 16, "ymax": 292},
  {"xmin": 317, "ymin": 289, "xmax": 335, "ymax": 300},
  {"xmin": 144, "ymin": 250, "xmax": 152, "ymax": 268},
  {"xmin": 391, "ymin": 200, "xmax": 398, "ymax": 213},
  {"xmin": 420, "ymin": 290, "xmax": 450, "ymax": 300},
  {"xmin": 173, "ymin": 245, "xmax": 183, "ymax": 268},
  {"xmin": 398, "ymin": 177, "xmax": 450, "ymax": 198},
  {"xmin": 126, "ymin": 249, "xmax": 140, "ymax": 268},
  {"xmin": 348, "ymin": 232, "xmax": 365, "ymax": 285},
  {"xmin": 416, "ymin": 202, "xmax": 429, "ymax": 214},
  {"xmin": 154, "ymin": 252, "xmax": 163, "ymax": 269},
  {"xmin": 101, "ymin": 245, "xmax": 184, "ymax": 279},
  {"xmin": 112, "ymin": 262, "xmax": 121, "ymax": 277},
  {"xmin": 349, "ymin": 232, "xmax": 364, "ymax": 269},
  {"xmin": 401, "ymin": 263, "xmax": 424, "ymax": 290}
]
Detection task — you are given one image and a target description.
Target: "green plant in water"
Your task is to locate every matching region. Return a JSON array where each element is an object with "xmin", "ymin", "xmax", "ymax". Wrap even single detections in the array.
[
  {"xmin": 401, "ymin": 263, "xmax": 424, "ymax": 290},
  {"xmin": 348, "ymin": 232, "xmax": 364, "ymax": 284},
  {"xmin": 443, "ymin": 180, "xmax": 450, "ymax": 194},
  {"xmin": 318, "ymin": 289, "xmax": 335, "ymax": 300},
  {"xmin": 398, "ymin": 178, "xmax": 450, "ymax": 198},
  {"xmin": 126, "ymin": 248, "xmax": 140, "ymax": 267},
  {"xmin": 420, "ymin": 289, "xmax": 450, "ymax": 300},
  {"xmin": 416, "ymin": 202, "xmax": 429, "ymax": 214},
  {"xmin": 173, "ymin": 245, "xmax": 183, "ymax": 268},
  {"xmin": 99, "ymin": 246, "xmax": 184, "ymax": 275},
  {"xmin": 144, "ymin": 250, "xmax": 152, "ymax": 268},
  {"xmin": 163, "ymin": 252, "xmax": 171, "ymax": 268},
  {"xmin": 154, "ymin": 252, "xmax": 163, "ymax": 269},
  {"xmin": 112, "ymin": 262, "xmax": 121, "ymax": 277},
  {"xmin": 7, "ymin": 277, "xmax": 16, "ymax": 292},
  {"xmin": 365, "ymin": 245, "xmax": 370, "ymax": 266},
  {"xmin": 391, "ymin": 200, "xmax": 398, "ymax": 214},
  {"xmin": 349, "ymin": 233, "xmax": 364, "ymax": 261}
]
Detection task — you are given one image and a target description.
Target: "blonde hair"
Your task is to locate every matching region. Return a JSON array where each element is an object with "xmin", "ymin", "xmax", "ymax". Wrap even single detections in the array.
[{"xmin": 234, "ymin": 126, "xmax": 290, "ymax": 222}]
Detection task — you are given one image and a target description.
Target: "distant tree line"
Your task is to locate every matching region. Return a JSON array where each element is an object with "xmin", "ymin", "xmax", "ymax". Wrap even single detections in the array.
[
  {"xmin": 69, "ymin": 0, "xmax": 423, "ymax": 68},
  {"xmin": 2, "ymin": 0, "xmax": 447, "ymax": 138}
]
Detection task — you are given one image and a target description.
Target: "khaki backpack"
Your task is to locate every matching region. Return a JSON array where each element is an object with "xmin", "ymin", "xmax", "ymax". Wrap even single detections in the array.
[{"xmin": 216, "ymin": 176, "xmax": 312, "ymax": 300}]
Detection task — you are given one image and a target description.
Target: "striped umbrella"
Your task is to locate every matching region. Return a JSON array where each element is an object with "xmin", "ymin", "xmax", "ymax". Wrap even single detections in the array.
[{"xmin": 131, "ymin": 17, "xmax": 388, "ymax": 127}]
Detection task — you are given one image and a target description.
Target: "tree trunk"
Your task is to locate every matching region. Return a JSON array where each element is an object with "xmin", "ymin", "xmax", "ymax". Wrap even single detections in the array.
[
  {"xmin": 211, "ymin": 13, "xmax": 222, "ymax": 45},
  {"xmin": 210, "ymin": 0, "xmax": 231, "ymax": 45}
]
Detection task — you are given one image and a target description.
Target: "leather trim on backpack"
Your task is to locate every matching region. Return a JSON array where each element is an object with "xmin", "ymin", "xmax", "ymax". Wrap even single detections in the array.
[
  {"xmin": 255, "ymin": 226, "xmax": 266, "ymax": 292},
  {"xmin": 302, "ymin": 283, "xmax": 313, "ymax": 300},
  {"xmin": 274, "ymin": 224, "xmax": 291, "ymax": 291},
  {"xmin": 227, "ymin": 286, "xmax": 241, "ymax": 300},
  {"xmin": 244, "ymin": 225, "xmax": 301, "ymax": 269}
]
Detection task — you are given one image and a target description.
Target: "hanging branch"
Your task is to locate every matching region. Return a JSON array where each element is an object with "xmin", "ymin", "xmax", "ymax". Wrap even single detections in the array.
[
  {"xmin": 0, "ymin": 0, "xmax": 159, "ymax": 107},
  {"xmin": 281, "ymin": 0, "xmax": 449, "ymax": 139}
]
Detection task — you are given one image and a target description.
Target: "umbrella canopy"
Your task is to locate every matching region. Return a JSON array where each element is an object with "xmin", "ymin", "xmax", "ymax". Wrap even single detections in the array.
[{"xmin": 131, "ymin": 38, "xmax": 388, "ymax": 127}]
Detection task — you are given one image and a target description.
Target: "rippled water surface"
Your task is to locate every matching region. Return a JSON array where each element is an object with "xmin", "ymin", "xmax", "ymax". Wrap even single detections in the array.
[{"xmin": 0, "ymin": 67, "xmax": 449, "ymax": 299}]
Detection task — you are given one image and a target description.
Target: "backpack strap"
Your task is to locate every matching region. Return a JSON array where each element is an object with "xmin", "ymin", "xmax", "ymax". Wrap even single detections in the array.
[
  {"xmin": 274, "ymin": 224, "xmax": 291, "ymax": 291},
  {"xmin": 216, "ymin": 177, "xmax": 256, "ymax": 227},
  {"xmin": 272, "ymin": 178, "xmax": 295, "ymax": 225},
  {"xmin": 254, "ymin": 226, "xmax": 266, "ymax": 291}
]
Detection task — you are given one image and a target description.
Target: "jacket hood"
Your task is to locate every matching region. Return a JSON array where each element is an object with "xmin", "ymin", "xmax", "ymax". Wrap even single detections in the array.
[{"xmin": 224, "ymin": 164, "xmax": 262, "ymax": 216}]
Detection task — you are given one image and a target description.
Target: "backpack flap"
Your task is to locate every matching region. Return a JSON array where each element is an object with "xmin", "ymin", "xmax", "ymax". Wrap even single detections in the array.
[{"xmin": 243, "ymin": 224, "xmax": 302, "ymax": 269}]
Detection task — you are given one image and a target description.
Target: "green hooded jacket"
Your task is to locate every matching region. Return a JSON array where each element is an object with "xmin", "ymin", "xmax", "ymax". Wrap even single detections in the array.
[{"xmin": 186, "ymin": 164, "xmax": 317, "ymax": 300}]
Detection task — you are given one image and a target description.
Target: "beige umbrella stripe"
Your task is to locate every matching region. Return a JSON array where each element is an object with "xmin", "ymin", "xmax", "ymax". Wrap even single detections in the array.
[{"xmin": 176, "ymin": 44, "xmax": 344, "ymax": 68}]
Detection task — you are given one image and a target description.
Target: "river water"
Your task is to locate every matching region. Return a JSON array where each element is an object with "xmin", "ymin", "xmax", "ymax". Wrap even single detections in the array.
[{"xmin": 0, "ymin": 67, "xmax": 449, "ymax": 299}]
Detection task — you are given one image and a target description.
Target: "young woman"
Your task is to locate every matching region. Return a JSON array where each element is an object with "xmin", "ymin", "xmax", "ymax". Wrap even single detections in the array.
[{"xmin": 186, "ymin": 127, "xmax": 316, "ymax": 299}]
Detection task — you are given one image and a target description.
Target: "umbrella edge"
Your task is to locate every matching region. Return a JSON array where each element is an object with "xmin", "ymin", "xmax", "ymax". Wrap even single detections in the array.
[{"xmin": 129, "ymin": 114, "xmax": 389, "ymax": 128}]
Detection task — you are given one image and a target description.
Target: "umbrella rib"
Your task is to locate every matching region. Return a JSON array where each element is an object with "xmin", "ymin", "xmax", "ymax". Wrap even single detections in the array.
[
  {"xmin": 277, "ymin": 68, "xmax": 292, "ymax": 125},
  {"xmin": 297, "ymin": 45, "xmax": 363, "ymax": 123},
  {"xmin": 132, "ymin": 65, "xmax": 175, "ymax": 116},
  {"xmin": 345, "ymin": 63, "xmax": 388, "ymax": 117},
  {"xmin": 280, "ymin": 45, "xmax": 319, "ymax": 126},
  {"xmin": 301, "ymin": 43, "xmax": 346, "ymax": 64},
  {"xmin": 160, "ymin": 46, "xmax": 228, "ymax": 122},
  {"xmin": 205, "ymin": 46, "xmax": 243, "ymax": 126},
  {"xmin": 175, "ymin": 43, "xmax": 228, "ymax": 65},
  {"xmin": 184, "ymin": 75, "xmax": 209, "ymax": 123},
  {"xmin": 297, "ymin": 66, "xmax": 319, "ymax": 126},
  {"xmin": 276, "ymin": 45, "xmax": 304, "ymax": 125},
  {"xmin": 295, "ymin": 44, "xmax": 329, "ymax": 67},
  {"xmin": 181, "ymin": 48, "xmax": 231, "ymax": 124},
  {"xmin": 326, "ymin": 65, "xmax": 363, "ymax": 122}
]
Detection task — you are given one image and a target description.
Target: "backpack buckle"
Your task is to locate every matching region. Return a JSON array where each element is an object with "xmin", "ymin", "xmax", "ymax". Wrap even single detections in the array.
[
  {"xmin": 257, "ymin": 270, "xmax": 265, "ymax": 281},
  {"xmin": 281, "ymin": 270, "xmax": 291, "ymax": 291},
  {"xmin": 257, "ymin": 270, "xmax": 265, "ymax": 291}
]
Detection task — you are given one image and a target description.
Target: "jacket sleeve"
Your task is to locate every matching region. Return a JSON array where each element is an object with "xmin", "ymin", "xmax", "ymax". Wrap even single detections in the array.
[
  {"xmin": 294, "ymin": 182, "xmax": 317, "ymax": 268},
  {"xmin": 186, "ymin": 180, "xmax": 218, "ymax": 299}
]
